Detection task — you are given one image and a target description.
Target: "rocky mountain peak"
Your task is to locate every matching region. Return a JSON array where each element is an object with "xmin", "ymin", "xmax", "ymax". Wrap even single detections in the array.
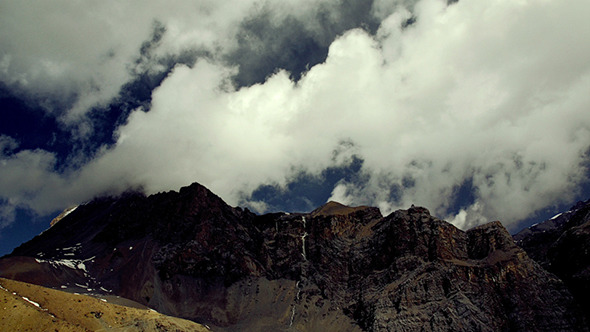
[
  {"xmin": 0, "ymin": 183, "xmax": 588, "ymax": 331},
  {"xmin": 407, "ymin": 204, "xmax": 430, "ymax": 215},
  {"xmin": 466, "ymin": 220, "xmax": 516, "ymax": 260},
  {"xmin": 176, "ymin": 182, "xmax": 233, "ymax": 212},
  {"xmin": 310, "ymin": 201, "xmax": 379, "ymax": 217}
]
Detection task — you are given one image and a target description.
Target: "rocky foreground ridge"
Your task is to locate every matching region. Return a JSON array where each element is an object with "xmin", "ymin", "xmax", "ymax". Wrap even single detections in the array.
[{"xmin": 0, "ymin": 182, "xmax": 588, "ymax": 331}]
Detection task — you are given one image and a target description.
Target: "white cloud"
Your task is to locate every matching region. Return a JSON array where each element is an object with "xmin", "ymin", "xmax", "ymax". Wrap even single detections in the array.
[
  {"xmin": 0, "ymin": 0, "xmax": 273, "ymax": 124},
  {"xmin": 2, "ymin": 0, "xmax": 590, "ymax": 233},
  {"xmin": 328, "ymin": 183, "xmax": 353, "ymax": 206},
  {"xmin": 0, "ymin": 0, "xmax": 387, "ymax": 121}
]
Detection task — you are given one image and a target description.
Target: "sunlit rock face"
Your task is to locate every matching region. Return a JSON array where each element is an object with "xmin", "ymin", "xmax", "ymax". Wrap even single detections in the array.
[{"xmin": 1, "ymin": 182, "xmax": 588, "ymax": 331}]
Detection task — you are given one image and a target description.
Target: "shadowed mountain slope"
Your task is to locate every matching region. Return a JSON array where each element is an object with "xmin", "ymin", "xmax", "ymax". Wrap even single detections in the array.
[
  {"xmin": 1, "ymin": 182, "xmax": 587, "ymax": 331},
  {"xmin": 515, "ymin": 198, "xmax": 590, "ymax": 324}
]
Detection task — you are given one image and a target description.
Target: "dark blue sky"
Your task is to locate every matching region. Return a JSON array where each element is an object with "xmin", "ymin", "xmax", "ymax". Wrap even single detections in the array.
[{"xmin": 2, "ymin": 0, "xmax": 590, "ymax": 256}]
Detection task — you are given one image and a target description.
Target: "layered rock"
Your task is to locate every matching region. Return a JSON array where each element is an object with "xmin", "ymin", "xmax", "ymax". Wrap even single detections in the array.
[{"xmin": 1, "ymin": 182, "xmax": 587, "ymax": 331}]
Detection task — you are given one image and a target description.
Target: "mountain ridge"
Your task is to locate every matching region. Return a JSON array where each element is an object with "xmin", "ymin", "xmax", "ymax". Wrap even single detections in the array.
[
  {"xmin": 514, "ymin": 198, "xmax": 590, "ymax": 324},
  {"xmin": 1, "ymin": 182, "xmax": 588, "ymax": 331}
]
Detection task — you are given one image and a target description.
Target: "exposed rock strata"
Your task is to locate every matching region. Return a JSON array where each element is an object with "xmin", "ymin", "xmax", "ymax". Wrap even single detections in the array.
[{"xmin": 1, "ymin": 183, "xmax": 587, "ymax": 331}]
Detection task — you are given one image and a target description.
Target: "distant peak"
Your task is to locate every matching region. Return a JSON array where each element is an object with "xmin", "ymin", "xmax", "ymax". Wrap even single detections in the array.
[
  {"xmin": 178, "ymin": 182, "xmax": 210, "ymax": 195},
  {"xmin": 310, "ymin": 201, "xmax": 372, "ymax": 217},
  {"xmin": 468, "ymin": 220, "xmax": 507, "ymax": 233},
  {"xmin": 407, "ymin": 205, "xmax": 430, "ymax": 215},
  {"xmin": 177, "ymin": 182, "xmax": 225, "ymax": 203}
]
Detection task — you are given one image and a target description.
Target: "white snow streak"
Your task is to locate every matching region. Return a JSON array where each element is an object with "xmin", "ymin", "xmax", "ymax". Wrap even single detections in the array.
[
  {"xmin": 36, "ymin": 256, "xmax": 95, "ymax": 272},
  {"xmin": 21, "ymin": 296, "xmax": 41, "ymax": 308}
]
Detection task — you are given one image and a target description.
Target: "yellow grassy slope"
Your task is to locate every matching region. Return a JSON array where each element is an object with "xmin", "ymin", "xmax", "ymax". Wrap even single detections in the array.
[{"xmin": 0, "ymin": 277, "xmax": 209, "ymax": 332}]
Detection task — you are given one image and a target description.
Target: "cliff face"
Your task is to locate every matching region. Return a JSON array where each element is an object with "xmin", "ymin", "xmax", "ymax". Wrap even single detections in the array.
[
  {"xmin": 515, "ymin": 199, "xmax": 590, "ymax": 324},
  {"xmin": 1, "ymin": 183, "xmax": 587, "ymax": 331}
]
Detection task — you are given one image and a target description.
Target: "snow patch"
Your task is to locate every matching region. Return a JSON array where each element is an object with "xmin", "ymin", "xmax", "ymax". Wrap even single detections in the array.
[
  {"xmin": 21, "ymin": 296, "xmax": 41, "ymax": 308},
  {"xmin": 36, "ymin": 256, "xmax": 95, "ymax": 272},
  {"xmin": 550, "ymin": 212, "xmax": 563, "ymax": 220}
]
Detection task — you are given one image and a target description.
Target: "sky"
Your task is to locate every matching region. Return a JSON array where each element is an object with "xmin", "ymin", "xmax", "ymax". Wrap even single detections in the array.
[{"xmin": 1, "ymin": 0, "xmax": 590, "ymax": 256}]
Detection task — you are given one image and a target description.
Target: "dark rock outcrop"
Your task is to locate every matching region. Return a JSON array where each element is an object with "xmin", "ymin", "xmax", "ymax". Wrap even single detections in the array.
[
  {"xmin": 515, "ymin": 198, "xmax": 590, "ymax": 323},
  {"xmin": 0, "ymin": 182, "xmax": 587, "ymax": 331}
]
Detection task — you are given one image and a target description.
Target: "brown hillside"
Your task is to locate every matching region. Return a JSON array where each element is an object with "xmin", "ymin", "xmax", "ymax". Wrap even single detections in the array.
[
  {"xmin": 0, "ymin": 277, "xmax": 209, "ymax": 331},
  {"xmin": 310, "ymin": 201, "xmax": 371, "ymax": 217}
]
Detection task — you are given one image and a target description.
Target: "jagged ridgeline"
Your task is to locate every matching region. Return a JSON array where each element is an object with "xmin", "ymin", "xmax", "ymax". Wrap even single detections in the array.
[{"xmin": 0, "ymin": 182, "xmax": 588, "ymax": 331}]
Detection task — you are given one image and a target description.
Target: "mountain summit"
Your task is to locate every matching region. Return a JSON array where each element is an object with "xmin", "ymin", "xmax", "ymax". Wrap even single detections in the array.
[{"xmin": 0, "ymin": 182, "xmax": 587, "ymax": 331}]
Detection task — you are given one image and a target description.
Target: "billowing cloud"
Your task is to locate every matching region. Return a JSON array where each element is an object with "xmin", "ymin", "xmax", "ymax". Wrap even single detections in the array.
[
  {"xmin": 0, "ymin": 1, "xmax": 270, "ymax": 124},
  {"xmin": 1, "ymin": 0, "xmax": 590, "ymax": 233},
  {"xmin": 0, "ymin": 0, "xmax": 387, "ymax": 120}
]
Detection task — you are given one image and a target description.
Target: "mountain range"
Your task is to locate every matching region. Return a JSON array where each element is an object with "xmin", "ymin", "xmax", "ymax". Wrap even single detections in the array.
[{"xmin": 0, "ymin": 182, "xmax": 589, "ymax": 331}]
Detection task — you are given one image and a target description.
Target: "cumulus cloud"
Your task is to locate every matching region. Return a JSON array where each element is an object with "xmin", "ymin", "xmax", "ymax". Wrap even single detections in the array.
[
  {"xmin": 0, "ymin": 1, "xmax": 268, "ymax": 124},
  {"xmin": 0, "ymin": 0, "xmax": 392, "ymax": 225},
  {"xmin": 1, "ymin": 0, "xmax": 590, "ymax": 233},
  {"xmin": 0, "ymin": 0, "xmax": 388, "ymax": 120}
]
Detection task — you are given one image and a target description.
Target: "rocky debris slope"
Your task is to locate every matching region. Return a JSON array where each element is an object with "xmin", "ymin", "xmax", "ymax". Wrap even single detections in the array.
[
  {"xmin": 514, "ymin": 198, "xmax": 590, "ymax": 323},
  {"xmin": 1, "ymin": 183, "xmax": 588, "ymax": 331}
]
